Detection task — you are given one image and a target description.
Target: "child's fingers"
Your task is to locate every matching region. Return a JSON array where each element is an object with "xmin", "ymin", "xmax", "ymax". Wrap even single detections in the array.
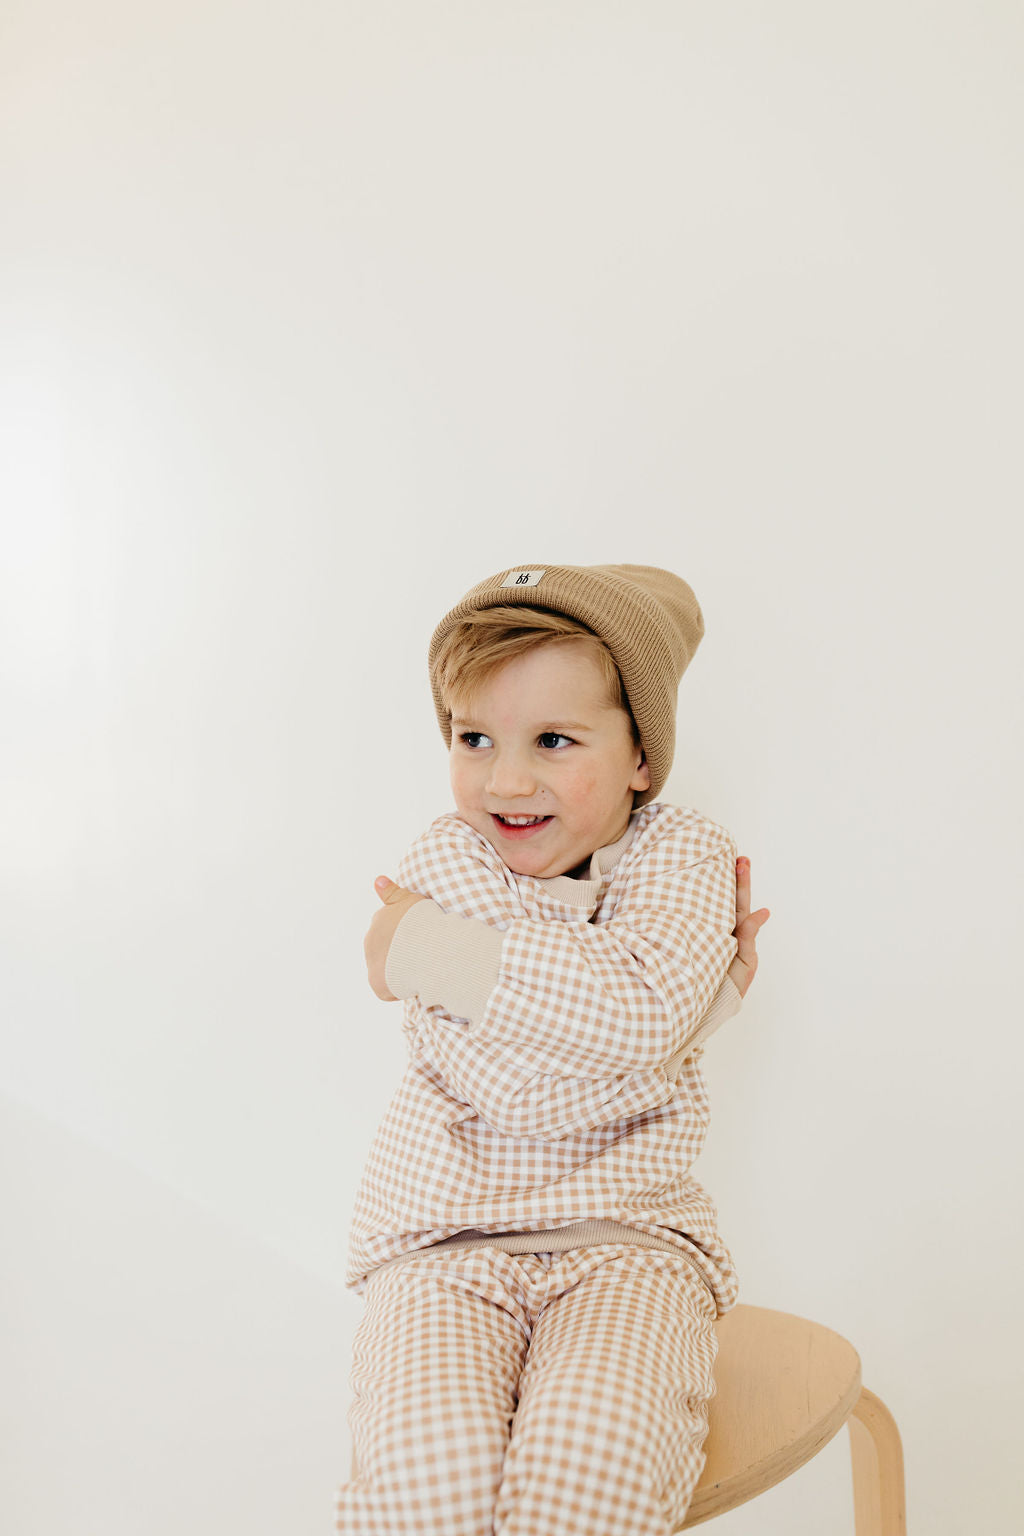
[
  {"xmin": 736, "ymin": 908, "xmax": 770, "ymax": 939},
  {"xmin": 735, "ymin": 857, "xmax": 751, "ymax": 927},
  {"xmin": 734, "ymin": 912, "xmax": 770, "ymax": 992}
]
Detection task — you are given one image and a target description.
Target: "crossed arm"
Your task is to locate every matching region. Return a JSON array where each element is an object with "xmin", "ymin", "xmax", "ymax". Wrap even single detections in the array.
[
  {"xmin": 368, "ymin": 846, "xmax": 766, "ymax": 1013},
  {"xmin": 361, "ymin": 814, "xmax": 767, "ymax": 1140}
]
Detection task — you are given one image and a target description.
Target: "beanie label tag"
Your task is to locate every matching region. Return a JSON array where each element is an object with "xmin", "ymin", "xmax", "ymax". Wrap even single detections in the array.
[{"xmin": 500, "ymin": 569, "xmax": 547, "ymax": 589}]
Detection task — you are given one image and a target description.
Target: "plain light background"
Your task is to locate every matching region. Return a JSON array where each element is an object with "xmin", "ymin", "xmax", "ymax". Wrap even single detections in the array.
[{"xmin": 2, "ymin": 2, "xmax": 1021, "ymax": 1532}]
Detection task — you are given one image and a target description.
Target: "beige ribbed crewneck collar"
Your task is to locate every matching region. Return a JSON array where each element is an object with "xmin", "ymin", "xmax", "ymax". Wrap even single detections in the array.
[{"xmin": 518, "ymin": 808, "xmax": 643, "ymax": 909}]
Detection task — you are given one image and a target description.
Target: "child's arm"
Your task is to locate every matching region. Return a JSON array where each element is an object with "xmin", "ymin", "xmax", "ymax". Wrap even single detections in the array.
[
  {"xmin": 370, "ymin": 810, "xmax": 741, "ymax": 1137},
  {"xmin": 381, "ymin": 879, "xmax": 743, "ymax": 1140},
  {"xmin": 377, "ymin": 852, "xmax": 765, "ymax": 1028},
  {"xmin": 383, "ymin": 891, "xmax": 742, "ymax": 1053},
  {"xmin": 412, "ymin": 967, "xmax": 741, "ymax": 1139},
  {"xmin": 404, "ymin": 809, "xmax": 737, "ymax": 1076}
]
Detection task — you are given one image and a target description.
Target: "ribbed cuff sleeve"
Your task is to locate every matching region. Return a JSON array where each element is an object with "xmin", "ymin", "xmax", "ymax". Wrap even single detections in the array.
[
  {"xmin": 384, "ymin": 899, "xmax": 506, "ymax": 1023},
  {"xmin": 662, "ymin": 971, "xmax": 743, "ymax": 1078}
]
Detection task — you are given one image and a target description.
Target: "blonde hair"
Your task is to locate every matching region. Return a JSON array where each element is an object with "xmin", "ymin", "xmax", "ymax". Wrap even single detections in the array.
[{"xmin": 433, "ymin": 605, "xmax": 640, "ymax": 744}]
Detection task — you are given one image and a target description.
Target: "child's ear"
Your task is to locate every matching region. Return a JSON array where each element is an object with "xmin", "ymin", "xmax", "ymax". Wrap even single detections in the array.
[{"xmin": 632, "ymin": 750, "xmax": 651, "ymax": 791}]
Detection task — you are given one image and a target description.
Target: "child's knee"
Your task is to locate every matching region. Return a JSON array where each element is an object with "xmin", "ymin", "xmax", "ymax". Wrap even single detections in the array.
[
  {"xmin": 337, "ymin": 1424, "xmax": 504, "ymax": 1536},
  {"xmin": 493, "ymin": 1411, "xmax": 708, "ymax": 1536},
  {"xmin": 341, "ymin": 1373, "xmax": 511, "ymax": 1536}
]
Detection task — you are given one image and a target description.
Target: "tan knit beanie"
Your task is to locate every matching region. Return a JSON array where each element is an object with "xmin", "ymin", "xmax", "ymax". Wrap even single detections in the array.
[{"xmin": 427, "ymin": 563, "xmax": 705, "ymax": 808}]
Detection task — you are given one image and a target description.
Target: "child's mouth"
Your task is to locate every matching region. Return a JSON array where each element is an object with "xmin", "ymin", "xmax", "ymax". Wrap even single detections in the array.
[{"xmin": 490, "ymin": 813, "xmax": 554, "ymax": 840}]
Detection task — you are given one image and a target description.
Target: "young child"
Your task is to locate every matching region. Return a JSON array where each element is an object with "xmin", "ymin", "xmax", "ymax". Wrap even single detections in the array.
[{"xmin": 335, "ymin": 562, "xmax": 769, "ymax": 1536}]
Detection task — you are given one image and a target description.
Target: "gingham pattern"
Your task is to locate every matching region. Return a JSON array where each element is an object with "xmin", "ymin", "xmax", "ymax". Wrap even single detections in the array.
[
  {"xmin": 346, "ymin": 802, "xmax": 742, "ymax": 1314},
  {"xmin": 335, "ymin": 1243, "xmax": 719, "ymax": 1536},
  {"xmin": 395, "ymin": 806, "xmax": 737, "ymax": 1137}
]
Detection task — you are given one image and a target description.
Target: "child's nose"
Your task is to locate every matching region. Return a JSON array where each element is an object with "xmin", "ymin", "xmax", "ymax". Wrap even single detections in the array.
[{"xmin": 485, "ymin": 754, "xmax": 538, "ymax": 798}]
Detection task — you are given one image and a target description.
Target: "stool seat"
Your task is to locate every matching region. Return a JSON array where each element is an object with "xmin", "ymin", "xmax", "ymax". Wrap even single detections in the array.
[{"xmin": 681, "ymin": 1304, "xmax": 905, "ymax": 1533}]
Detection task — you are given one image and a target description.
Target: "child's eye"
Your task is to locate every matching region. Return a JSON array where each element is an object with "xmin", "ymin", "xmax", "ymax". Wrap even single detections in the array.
[{"xmin": 456, "ymin": 731, "xmax": 575, "ymax": 751}]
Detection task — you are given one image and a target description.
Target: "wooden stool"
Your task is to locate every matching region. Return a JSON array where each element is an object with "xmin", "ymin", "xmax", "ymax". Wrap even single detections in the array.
[
  {"xmin": 681, "ymin": 1303, "xmax": 906, "ymax": 1532},
  {"xmin": 349, "ymin": 1303, "xmax": 906, "ymax": 1532}
]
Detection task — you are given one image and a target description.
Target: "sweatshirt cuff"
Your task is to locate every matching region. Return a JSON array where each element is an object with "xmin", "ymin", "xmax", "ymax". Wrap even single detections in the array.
[
  {"xmin": 662, "ymin": 971, "xmax": 744, "ymax": 1080},
  {"xmin": 384, "ymin": 899, "xmax": 506, "ymax": 1023}
]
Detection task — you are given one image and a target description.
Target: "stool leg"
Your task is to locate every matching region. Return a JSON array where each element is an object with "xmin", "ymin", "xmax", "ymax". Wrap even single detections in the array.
[{"xmin": 847, "ymin": 1386, "xmax": 906, "ymax": 1535}]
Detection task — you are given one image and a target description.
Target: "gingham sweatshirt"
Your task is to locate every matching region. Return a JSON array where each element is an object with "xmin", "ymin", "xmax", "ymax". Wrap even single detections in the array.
[{"xmin": 346, "ymin": 800, "xmax": 744, "ymax": 1314}]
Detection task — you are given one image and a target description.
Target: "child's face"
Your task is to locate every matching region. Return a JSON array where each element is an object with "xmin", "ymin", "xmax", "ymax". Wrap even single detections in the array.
[{"xmin": 447, "ymin": 641, "xmax": 651, "ymax": 880}]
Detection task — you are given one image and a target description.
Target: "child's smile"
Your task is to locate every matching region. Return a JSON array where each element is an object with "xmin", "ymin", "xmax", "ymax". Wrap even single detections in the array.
[{"xmin": 489, "ymin": 812, "xmax": 556, "ymax": 840}]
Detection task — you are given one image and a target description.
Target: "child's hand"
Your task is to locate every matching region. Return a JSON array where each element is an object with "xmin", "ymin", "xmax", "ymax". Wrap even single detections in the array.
[
  {"xmin": 364, "ymin": 876, "xmax": 430, "ymax": 1000},
  {"xmin": 728, "ymin": 857, "xmax": 770, "ymax": 999}
]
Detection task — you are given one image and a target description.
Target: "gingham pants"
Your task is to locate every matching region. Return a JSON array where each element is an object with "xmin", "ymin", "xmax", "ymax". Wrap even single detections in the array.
[{"xmin": 334, "ymin": 1243, "xmax": 720, "ymax": 1536}]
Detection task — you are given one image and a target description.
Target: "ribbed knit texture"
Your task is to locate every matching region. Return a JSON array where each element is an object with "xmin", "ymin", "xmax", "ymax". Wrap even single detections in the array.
[
  {"xmin": 373, "ymin": 1221, "xmax": 720, "ymax": 1303},
  {"xmin": 427, "ymin": 563, "xmax": 705, "ymax": 807}
]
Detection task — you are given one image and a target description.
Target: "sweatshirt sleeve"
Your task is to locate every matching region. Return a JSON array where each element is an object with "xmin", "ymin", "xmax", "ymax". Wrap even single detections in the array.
[
  {"xmin": 385, "ymin": 899, "xmax": 506, "ymax": 1025},
  {"xmin": 466, "ymin": 829, "xmax": 740, "ymax": 1079},
  {"xmin": 386, "ymin": 895, "xmax": 743, "ymax": 1140},
  {"xmin": 383, "ymin": 809, "xmax": 742, "ymax": 1139},
  {"xmin": 385, "ymin": 896, "xmax": 742, "ymax": 1053}
]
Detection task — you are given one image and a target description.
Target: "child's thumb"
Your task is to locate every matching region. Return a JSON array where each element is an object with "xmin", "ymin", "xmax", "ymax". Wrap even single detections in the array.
[{"xmin": 374, "ymin": 876, "xmax": 395, "ymax": 899}]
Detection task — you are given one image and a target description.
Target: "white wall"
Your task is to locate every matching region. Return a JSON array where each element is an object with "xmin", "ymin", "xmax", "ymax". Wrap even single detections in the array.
[{"xmin": 2, "ymin": 3, "xmax": 1021, "ymax": 1532}]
